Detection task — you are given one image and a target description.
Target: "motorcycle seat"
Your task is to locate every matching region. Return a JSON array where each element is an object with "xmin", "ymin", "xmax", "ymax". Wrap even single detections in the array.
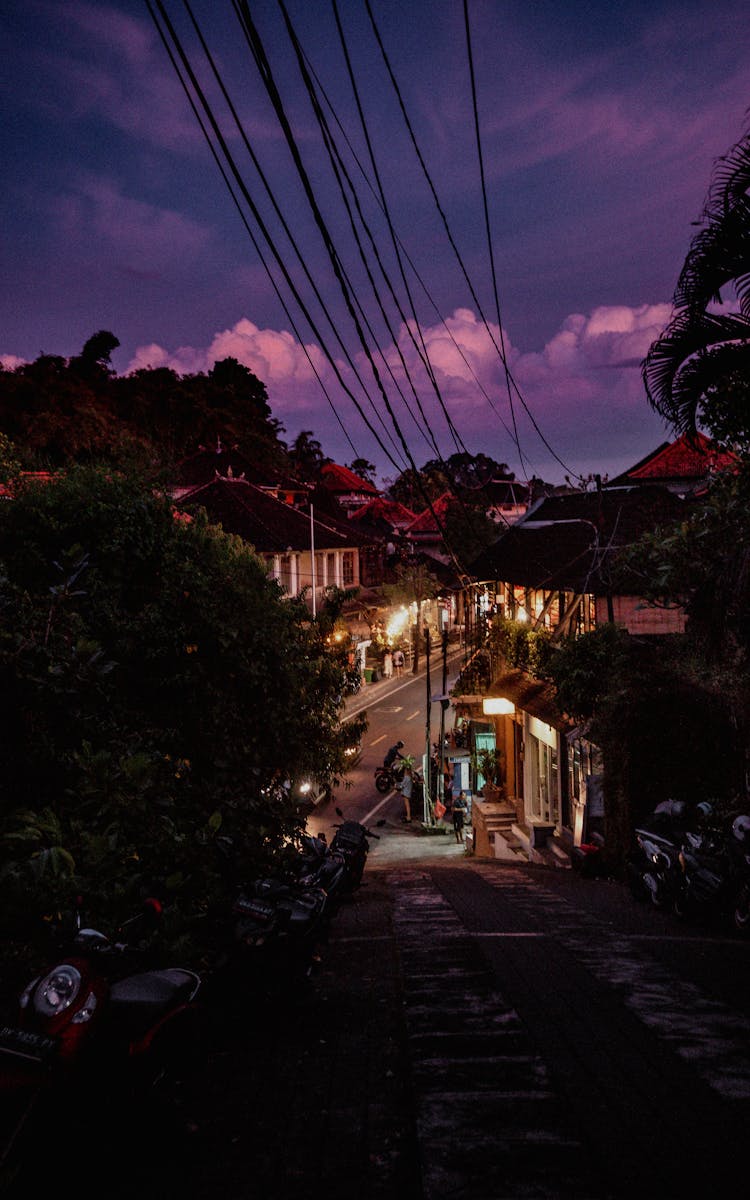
[{"xmin": 109, "ymin": 968, "xmax": 200, "ymax": 1021}]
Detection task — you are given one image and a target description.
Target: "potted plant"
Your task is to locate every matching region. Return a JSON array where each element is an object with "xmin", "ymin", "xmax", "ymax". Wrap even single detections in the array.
[{"xmin": 474, "ymin": 748, "xmax": 505, "ymax": 799}]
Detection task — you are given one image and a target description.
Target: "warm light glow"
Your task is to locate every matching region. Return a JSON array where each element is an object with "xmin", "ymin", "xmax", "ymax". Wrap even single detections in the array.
[
  {"xmin": 517, "ymin": 606, "xmax": 528, "ymax": 622},
  {"xmin": 387, "ymin": 609, "xmax": 409, "ymax": 640},
  {"xmin": 483, "ymin": 698, "xmax": 516, "ymax": 715}
]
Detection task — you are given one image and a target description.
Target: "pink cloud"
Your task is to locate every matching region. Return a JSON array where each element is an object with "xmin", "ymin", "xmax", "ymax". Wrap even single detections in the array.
[{"xmin": 54, "ymin": 175, "xmax": 210, "ymax": 270}]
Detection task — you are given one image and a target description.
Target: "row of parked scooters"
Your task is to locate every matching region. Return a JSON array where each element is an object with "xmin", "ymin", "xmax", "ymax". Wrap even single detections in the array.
[
  {"xmin": 0, "ymin": 808, "xmax": 382, "ymax": 1187},
  {"xmin": 627, "ymin": 799, "xmax": 750, "ymax": 934}
]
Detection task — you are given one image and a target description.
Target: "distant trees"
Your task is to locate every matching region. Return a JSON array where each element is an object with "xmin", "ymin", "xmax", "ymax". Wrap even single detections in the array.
[
  {"xmin": 0, "ymin": 333, "xmax": 290, "ymax": 474},
  {"xmin": 288, "ymin": 429, "xmax": 330, "ymax": 481},
  {"xmin": 346, "ymin": 457, "xmax": 377, "ymax": 483},
  {"xmin": 384, "ymin": 451, "xmax": 514, "ymax": 510}
]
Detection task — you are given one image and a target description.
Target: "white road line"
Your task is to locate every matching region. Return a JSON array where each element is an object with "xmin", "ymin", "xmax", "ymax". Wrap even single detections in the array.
[
  {"xmin": 370, "ymin": 734, "xmax": 386, "ymax": 746},
  {"xmin": 405, "ymin": 709, "xmax": 421, "ymax": 721},
  {"xmin": 363, "ymin": 791, "xmax": 395, "ymax": 824}
]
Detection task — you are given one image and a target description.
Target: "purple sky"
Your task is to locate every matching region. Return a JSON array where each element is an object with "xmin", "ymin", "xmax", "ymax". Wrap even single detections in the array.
[{"xmin": 2, "ymin": 1, "xmax": 750, "ymax": 486}]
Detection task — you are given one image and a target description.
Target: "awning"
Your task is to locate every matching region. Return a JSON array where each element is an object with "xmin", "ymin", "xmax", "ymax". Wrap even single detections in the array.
[{"xmin": 479, "ymin": 668, "xmax": 564, "ymax": 729}]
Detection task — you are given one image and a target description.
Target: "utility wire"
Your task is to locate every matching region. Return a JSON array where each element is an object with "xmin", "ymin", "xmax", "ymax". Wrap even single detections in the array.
[
  {"xmin": 145, "ymin": 1, "xmax": 360, "ymax": 459},
  {"xmin": 279, "ymin": 2, "xmax": 445, "ymax": 460},
  {"xmin": 330, "ymin": 0, "xmax": 466, "ymax": 461},
  {"xmin": 462, "ymin": 0, "xmax": 526, "ymax": 476},
  {"xmin": 154, "ymin": 0, "xmax": 409, "ymax": 474},
  {"xmin": 237, "ymin": 0, "xmax": 469, "ymax": 579},
  {"xmin": 368, "ymin": 0, "xmax": 582, "ymax": 483}
]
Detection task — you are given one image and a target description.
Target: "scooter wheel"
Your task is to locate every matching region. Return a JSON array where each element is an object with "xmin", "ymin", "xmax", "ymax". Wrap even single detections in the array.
[
  {"xmin": 375, "ymin": 773, "xmax": 391, "ymax": 794},
  {"xmin": 733, "ymin": 885, "xmax": 750, "ymax": 936}
]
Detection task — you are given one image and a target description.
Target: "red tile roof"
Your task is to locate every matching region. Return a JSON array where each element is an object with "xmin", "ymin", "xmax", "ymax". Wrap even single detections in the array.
[
  {"xmin": 320, "ymin": 463, "xmax": 379, "ymax": 495},
  {"xmin": 610, "ymin": 431, "xmax": 737, "ymax": 484},
  {"xmin": 347, "ymin": 497, "xmax": 417, "ymax": 531},
  {"xmin": 406, "ymin": 492, "xmax": 455, "ymax": 534}
]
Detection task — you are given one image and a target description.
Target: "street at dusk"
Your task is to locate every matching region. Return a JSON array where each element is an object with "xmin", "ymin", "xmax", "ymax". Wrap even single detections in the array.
[{"xmin": 3, "ymin": 4, "xmax": 750, "ymax": 1198}]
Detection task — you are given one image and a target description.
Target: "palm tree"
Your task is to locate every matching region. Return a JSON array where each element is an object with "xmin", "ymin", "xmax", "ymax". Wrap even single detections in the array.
[{"xmin": 642, "ymin": 122, "xmax": 750, "ymax": 433}]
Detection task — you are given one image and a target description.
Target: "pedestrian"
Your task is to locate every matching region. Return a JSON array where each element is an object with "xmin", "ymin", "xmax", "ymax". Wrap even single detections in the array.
[
  {"xmin": 399, "ymin": 765, "xmax": 413, "ymax": 823},
  {"xmin": 383, "ymin": 740, "xmax": 405, "ymax": 770},
  {"xmin": 452, "ymin": 790, "xmax": 468, "ymax": 844},
  {"xmin": 383, "ymin": 649, "xmax": 393, "ymax": 679},
  {"xmin": 393, "ymin": 648, "xmax": 405, "ymax": 677}
]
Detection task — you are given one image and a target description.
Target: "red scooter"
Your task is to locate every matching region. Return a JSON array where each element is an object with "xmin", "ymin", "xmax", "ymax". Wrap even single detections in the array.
[{"xmin": 0, "ymin": 897, "xmax": 203, "ymax": 1184}]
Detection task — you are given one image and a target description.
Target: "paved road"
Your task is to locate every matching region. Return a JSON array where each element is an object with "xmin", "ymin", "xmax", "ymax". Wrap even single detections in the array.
[
  {"xmin": 56, "ymin": 844, "xmax": 749, "ymax": 1200},
  {"xmin": 8, "ymin": 656, "xmax": 750, "ymax": 1199}
]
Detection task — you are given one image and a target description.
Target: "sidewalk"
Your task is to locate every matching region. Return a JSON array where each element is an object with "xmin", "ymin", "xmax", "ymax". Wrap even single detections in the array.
[{"xmin": 344, "ymin": 641, "xmax": 467, "ymax": 722}]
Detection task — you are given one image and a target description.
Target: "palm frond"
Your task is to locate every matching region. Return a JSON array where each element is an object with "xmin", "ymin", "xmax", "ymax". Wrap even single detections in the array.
[{"xmin": 642, "ymin": 309, "xmax": 750, "ymax": 426}]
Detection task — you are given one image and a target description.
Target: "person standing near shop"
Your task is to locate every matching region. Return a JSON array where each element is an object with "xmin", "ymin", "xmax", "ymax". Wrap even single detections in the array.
[
  {"xmin": 452, "ymin": 790, "xmax": 468, "ymax": 843},
  {"xmin": 383, "ymin": 648, "xmax": 393, "ymax": 679},
  {"xmin": 399, "ymin": 765, "xmax": 413, "ymax": 823},
  {"xmin": 393, "ymin": 648, "xmax": 405, "ymax": 677}
]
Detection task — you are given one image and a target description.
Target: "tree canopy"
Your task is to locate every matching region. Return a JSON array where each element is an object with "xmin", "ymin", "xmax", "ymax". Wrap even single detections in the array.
[
  {"xmin": 0, "ymin": 333, "xmax": 290, "ymax": 475},
  {"xmin": 0, "ymin": 467, "xmax": 357, "ymax": 963},
  {"xmin": 642, "ymin": 122, "xmax": 750, "ymax": 438}
]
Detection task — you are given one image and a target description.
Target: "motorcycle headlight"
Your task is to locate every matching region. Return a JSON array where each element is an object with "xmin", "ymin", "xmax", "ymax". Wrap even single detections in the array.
[{"xmin": 33, "ymin": 964, "xmax": 82, "ymax": 1018}]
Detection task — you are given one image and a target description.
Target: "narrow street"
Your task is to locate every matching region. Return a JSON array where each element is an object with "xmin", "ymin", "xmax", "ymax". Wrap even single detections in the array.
[
  {"xmin": 78, "ymin": 850, "xmax": 750, "ymax": 1200},
  {"xmin": 42, "ymin": 657, "xmax": 749, "ymax": 1200}
]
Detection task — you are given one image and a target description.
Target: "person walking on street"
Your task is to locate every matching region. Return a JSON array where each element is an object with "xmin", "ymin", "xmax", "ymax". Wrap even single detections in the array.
[
  {"xmin": 452, "ymin": 790, "xmax": 468, "ymax": 843},
  {"xmin": 383, "ymin": 649, "xmax": 393, "ymax": 679},
  {"xmin": 399, "ymin": 765, "xmax": 413, "ymax": 823},
  {"xmin": 393, "ymin": 648, "xmax": 405, "ymax": 677}
]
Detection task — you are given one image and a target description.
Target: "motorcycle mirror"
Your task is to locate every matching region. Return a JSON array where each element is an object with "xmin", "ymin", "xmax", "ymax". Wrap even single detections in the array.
[{"xmin": 335, "ymin": 806, "xmax": 344, "ymax": 817}]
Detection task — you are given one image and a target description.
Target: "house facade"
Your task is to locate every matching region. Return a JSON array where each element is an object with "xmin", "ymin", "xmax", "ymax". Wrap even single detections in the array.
[
  {"xmin": 456, "ymin": 481, "xmax": 692, "ymax": 861},
  {"xmin": 175, "ymin": 476, "xmax": 364, "ymax": 611}
]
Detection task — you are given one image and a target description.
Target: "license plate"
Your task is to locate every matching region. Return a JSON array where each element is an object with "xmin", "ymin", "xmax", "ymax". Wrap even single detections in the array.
[
  {"xmin": 233, "ymin": 897, "xmax": 275, "ymax": 919},
  {"xmin": 0, "ymin": 1025, "xmax": 58, "ymax": 1064}
]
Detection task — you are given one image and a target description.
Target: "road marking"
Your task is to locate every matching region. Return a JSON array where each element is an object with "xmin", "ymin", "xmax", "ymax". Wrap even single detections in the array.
[
  {"xmin": 362, "ymin": 792, "xmax": 395, "ymax": 824},
  {"xmin": 370, "ymin": 734, "xmax": 386, "ymax": 746},
  {"xmin": 405, "ymin": 709, "xmax": 420, "ymax": 721}
]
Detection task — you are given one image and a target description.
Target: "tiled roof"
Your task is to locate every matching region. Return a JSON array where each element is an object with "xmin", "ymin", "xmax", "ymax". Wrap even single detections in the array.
[
  {"xmin": 608, "ymin": 431, "xmax": 737, "ymax": 485},
  {"xmin": 347, "ymin": 497, "xmax": 417, "ymax": 532},
  {"xmin": 320, "ymin": 463, "xmax": 379, "ymax": 495},
  {"xmin": 174, "ymin": 443, "xmax": 308, "ymax": 495},
  {"xmin": 176, "ymin": 478, "xmax": 360, "ymax": 553},
  {"xmin": 470, "ymin": 486, "xmax": 687, "ymax": 594},
  {"xmin": 406, "ymin": 492, "xmax": 455, "ymax": 534}
]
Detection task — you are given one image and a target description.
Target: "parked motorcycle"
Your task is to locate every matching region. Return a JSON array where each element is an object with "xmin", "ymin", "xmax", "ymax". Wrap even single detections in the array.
[
  {"xmin": 374, "ymin": 760, "xmax": 406, "ymax": 793},
  {"xmin": 295, "ymin": 832, "xmax": 349, "ymax": 909},
  {"xmin": 228, "ymin": 874, "xmax": 331, "ymax": 996},
  {"xmin": 673, "ymin": 812, "xmax": 750, "ymax": 933},
  {"xmin": 0, "ymin": 896, "xmax": 203, "ymax": 1182},
  {"xmin": 330, "ymin": 808, "xmax": 384, "ymax": 893},
  {"xmin": 626, "ymin": 800, "xmax": 689, "ymax": 908}
]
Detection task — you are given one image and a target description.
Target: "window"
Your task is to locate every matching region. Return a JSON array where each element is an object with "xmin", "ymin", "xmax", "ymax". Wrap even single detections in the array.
[{"xmin": 342, "ymin": 551, "xmax": 355, "ymax": 586}]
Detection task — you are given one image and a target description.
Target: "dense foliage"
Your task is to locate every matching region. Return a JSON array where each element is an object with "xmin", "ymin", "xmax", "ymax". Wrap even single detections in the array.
[
  {"xmin": 0, "ymin": 334, "xmax": 290, "ymax": 476},
  {"xmin": 642, "ymin": 122, "xmax": 750, "ymax": 436},
  {"xmin": 0, "ymin": 468, "xmax": 358, "ymax": 968}
]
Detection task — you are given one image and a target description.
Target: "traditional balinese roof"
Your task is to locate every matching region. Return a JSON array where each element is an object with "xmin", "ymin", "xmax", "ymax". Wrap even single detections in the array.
[
  {"xmin": 347, "ymin": 496, "xmax": 417, "ymax": 535},
  {"xmin": 474, "ymin": 478, "xmax": 530, "ymax": 506},
  {"xmin": 606, "ymin": 431, "xmax": 737, "ymax": 491},
  {"xmin": 175, "ymin": 477, "xmax": 360, "ymax": 554},
  {"xmin": 470, "ymin": 485, "xmax": 687, "ymax": 595},
  {"xmin": 319, "ymin": 463, "xmax": 379, "ymax": 496},
  {"xmin": 172, "ymin": 441, "xmax": 309, "ymax": 501},
  {"xmin": 405, "ymin": 492, "xmax": 456, "ymax": 535}
]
